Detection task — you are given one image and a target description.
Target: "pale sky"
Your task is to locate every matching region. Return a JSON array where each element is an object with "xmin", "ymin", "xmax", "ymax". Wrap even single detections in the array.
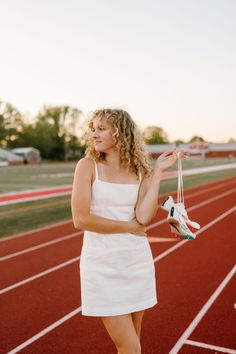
[{"xmin": 0, "ymin": 0, "xmax": 235, "ymax": 142}]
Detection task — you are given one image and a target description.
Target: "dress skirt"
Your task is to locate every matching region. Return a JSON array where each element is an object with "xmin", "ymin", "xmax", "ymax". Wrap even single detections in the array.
[{"xmin": 80, "ymin": 241, "xmax": 157, "ymax": 317}]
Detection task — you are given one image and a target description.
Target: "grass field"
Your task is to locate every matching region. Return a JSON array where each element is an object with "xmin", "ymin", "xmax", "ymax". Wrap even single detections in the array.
[
  {"xmin": 1, "ymin": 158, "xmax": 236, "ymax": 238},
  {"xmin": 1, "ymin": 158, "xmax": 236, "ymax": 193}
]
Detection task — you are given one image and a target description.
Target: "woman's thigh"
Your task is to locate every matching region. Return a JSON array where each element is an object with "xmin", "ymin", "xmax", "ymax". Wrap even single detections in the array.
[
  {"xmin": 101, "ymin": 313, "xmax": 141, "ymax": 353},
  {"xmin": 131, "ymin": 310, "xmax": 145, "ymax": 338}
]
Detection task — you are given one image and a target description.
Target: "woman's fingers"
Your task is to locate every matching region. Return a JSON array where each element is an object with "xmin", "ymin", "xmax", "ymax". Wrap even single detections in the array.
[
  {"xmin": 177, "ymin": 149, "xmax": 190, "ymax": 159},
  {"xmin": 162, "ymin": 149, "xmax": 176, "ymax": 157}
]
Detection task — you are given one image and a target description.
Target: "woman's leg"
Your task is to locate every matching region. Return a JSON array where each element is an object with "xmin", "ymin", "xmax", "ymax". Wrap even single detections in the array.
[
  {"xmin": 101, "ymin": 313, "xmax": 141, "ymax": 354},
  {"xmin": 131, "ymin": 310, "xmax": 145, "ymax": 339}
]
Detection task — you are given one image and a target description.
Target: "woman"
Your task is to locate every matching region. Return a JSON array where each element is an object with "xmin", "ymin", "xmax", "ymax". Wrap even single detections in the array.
[{"xmin": 71, "ymin": 108, "xmax": 185, "ymax": 354}]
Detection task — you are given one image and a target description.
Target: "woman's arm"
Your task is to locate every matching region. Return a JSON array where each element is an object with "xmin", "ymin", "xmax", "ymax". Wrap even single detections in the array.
[
  {"xmin": 135, "ymin": 168, "xmax": 162, "ymax": 225},
  {"xmin": 71, "ymin": 157, "xmax": 146, "ymax": 235},
  {"xmin": 135, "ymin": 150, "xmax": 188, "ymax": 225}
]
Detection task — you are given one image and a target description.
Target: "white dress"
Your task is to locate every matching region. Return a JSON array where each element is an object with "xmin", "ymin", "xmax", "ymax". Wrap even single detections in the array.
[{"xmin": 80, "ymin": 160, "xmax": 157, "ymax": 317}]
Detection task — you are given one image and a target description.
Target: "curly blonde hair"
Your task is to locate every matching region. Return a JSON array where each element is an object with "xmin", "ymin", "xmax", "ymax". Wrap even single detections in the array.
[{"xmin": 85, "ymin": 108, "xmax": 151, "ymax": 177}]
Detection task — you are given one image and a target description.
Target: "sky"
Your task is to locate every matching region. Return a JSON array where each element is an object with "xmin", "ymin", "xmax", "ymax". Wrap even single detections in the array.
[{"xmin": 0, "ymin": 0, "xmax": 235, "ymax": 142}]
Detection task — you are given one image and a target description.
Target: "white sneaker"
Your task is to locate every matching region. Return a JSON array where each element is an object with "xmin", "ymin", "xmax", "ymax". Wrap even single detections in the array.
[
  {"xmin": 161, "ymin": 196, "xmax": 197, "ymax": 240},
  {"xmin": 175, "ymin": 202, "xmax": 200, "ymax": 231},
  {"xmin": 167, "ymin": 205, "xmax": 196, "ymax": 240},
  {"xmin": 161, "ymin": 196, "xmax": 200, "ymax": 232}
]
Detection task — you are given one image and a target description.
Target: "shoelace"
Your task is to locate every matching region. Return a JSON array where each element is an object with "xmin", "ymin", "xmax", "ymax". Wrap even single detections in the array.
[{"xmin": 177, "ymin": 154, "xmax": 184, "ymax": 205}]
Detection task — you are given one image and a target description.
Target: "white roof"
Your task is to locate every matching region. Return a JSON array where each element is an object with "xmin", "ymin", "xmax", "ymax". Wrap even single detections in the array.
[
  {"xmin": 11, "ymin": 147, "xmax": 39, "ymax": 153},
  {"xmin": 146, "ymin": 144, "xmax": 176, "ymax": 153},
  {"xmin": 0, "ymin": 148, "xmax": 23, "ymax": 161},
  {"xmin": 147, "ymin": 142, "xmax": 236, "ymax": 153}
]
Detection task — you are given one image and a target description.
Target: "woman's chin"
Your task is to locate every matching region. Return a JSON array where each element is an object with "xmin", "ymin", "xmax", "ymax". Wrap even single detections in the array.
[{"xmin": 94, "ymin": 146, "xmax": 105, "ymax": 152}]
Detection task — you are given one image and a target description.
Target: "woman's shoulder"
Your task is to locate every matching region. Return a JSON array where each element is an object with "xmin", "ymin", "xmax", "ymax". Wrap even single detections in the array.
[
  {"xmin": 76, "ymin": 156, "xmax": 94, "ymax": 166},
  {"xmin": 75, "ymin": 157, "xmax": 95, "ymax": 175}
]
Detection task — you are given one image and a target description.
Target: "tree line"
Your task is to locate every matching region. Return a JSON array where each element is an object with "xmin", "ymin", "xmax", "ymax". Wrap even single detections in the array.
[{"xmin": 0, "ymin": 99, "xmax": 207, "ymax": 161}]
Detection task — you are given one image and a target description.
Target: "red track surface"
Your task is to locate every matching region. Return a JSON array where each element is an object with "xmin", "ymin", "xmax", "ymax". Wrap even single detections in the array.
[
  {"xmin": 0, "ymin": 186, "xmax": 72, "ymax": 204},
  {"xmin": 0, "ymin": 176, "xmax": 236, "ymax": 354}
]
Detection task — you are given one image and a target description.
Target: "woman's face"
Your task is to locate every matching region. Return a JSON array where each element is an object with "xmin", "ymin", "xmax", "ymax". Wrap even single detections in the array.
[{"xmin": 90, "ymin": 116, "xmax": 116, "ymax": 153}]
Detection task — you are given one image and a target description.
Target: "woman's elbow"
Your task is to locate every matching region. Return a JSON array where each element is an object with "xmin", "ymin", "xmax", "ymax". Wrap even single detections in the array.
[
  {"xmin": 136, "ymin": 208, "xmax": 158, "ymax": 225},
  {"xmin": 72, "ymin": 215, "xmax": 88, "ymax": 230},
  {"xmin": 135, "ymin": 211, "xmax": 149, "ymax": 225}
]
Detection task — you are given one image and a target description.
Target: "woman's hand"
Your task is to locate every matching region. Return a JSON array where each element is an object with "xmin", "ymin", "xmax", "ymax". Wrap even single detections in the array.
[
  {"xmin": 130, "ymin": 218, "xmax": 147, "ymax": 237},
  {"xmin": 155, "ymin": 149, "xmax": 189, "ymax": 172}
]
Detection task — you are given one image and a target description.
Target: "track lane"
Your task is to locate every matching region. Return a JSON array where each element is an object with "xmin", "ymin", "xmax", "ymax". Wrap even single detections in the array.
[
  {"xmin": 1, "ymin": 200, "xmax": 235, "ymax": 353},
  {"xmin": 0, "ymin": 221, "xmax": 76, "ymax": 257},
  {"xmin": 1, "ymin": 189, "xmax": 236, "ymax": 291},
  {"xmin": 187, "ymin": 271, "xmax": 236, "ymax": 350},
  {"xmin": 141, "ymin": 211, "xmax": 236, "ymax": 354},
  {"xmin": 5, "ymin": 207, "xmax": 235, "ymax": 354}
]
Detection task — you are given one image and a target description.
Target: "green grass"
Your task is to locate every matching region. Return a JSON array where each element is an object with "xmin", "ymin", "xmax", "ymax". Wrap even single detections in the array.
[
  {"xmin": 1, "ymin": 158, "xmax": 236, "ymax": 193},
  {"xmin": 0, "ymin": 162, "xmax": 77, "ymax": 193},
  {"xmin": 0, "ymin": 196, "xmax": 71, "ymax": 238},
  {"xmin": 151, "ymin": 157, "xmax": 236, "ymax": 170},
  {"xmin": 0, "ymin": 159, "xmax": 236, "ymax": 239},
  {"xmin": 159, "ymin": 167, "xmax": 236, "ymax": 195}
]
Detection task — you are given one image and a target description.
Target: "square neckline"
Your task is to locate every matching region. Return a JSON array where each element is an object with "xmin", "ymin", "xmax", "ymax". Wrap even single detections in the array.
[
  {"xmin": 96, "ymin": 179, "xmax": 140, "ymax": 186},
  {"xmin": 93, "ymin": 159, "xmax": 141, "ymax": 186}
]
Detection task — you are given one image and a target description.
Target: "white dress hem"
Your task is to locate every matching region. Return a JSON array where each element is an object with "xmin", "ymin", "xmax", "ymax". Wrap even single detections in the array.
[{"xmin": 81, "ymin": 298, "xmax": 158, "ymax": 317}]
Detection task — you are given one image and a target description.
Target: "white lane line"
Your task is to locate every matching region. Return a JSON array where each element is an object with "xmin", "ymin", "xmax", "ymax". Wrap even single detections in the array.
[
  {"xmin": 0, "ymin": 191, "xmax": 71, "ymax": 206},
  {"xmin": 0, "ymin": 257, "xmax": 80, "ymax": 295},
  {"xmin": 0, "ymin": 185, "xmax": 72, "ymax": 197},
  {"xmin": 6, "ymin": 307, "xmax": 82, "ymax": 354},
  {"xmin": 1, "ymin": 177, "xmax": 235, "ymax": 243},
  {"xmin": 169, "ymin": 264, "xmax": 236, "ymax": 354},
  {"xmin": 0, "ymin": 219, "xmax": 72, "ymax": 242},
  {"xmin": 2, "ymin": 187, "xmax": 236, "ymax": 261},
  {"xmin": 185, "ymin": 339, "xmax": 236, "ymax": 354},
  {"xmin": 154, "ymin": 205, "xmax": 236, "ymax": 262},
  {"xmin": 4, "ymin": 207, "xmax": 236, "ymax": 353},
  {"xmin": 0, "ymin": 232, "xmax": 83, "ymax": 261},
  {"xmin": 2, "ymin": 205, "xmax": 235, "ymax": 295},
  {"xmin": 183, "ymin": 178, "xmax": 236, "ymax": 201}
]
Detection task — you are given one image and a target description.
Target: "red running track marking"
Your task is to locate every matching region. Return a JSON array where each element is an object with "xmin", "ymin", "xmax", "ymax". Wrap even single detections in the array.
[{"xmin": 0, "ymin": 186, "xmax": 72, "ymax": 205}]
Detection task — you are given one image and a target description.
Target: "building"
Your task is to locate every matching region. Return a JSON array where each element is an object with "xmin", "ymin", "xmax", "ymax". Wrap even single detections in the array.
[
  {"xmin": 147, "ymin": 142, "xmax": 236, "ymax": 159},
  {"xmin": 0, "ymin": 148, "xmax": 24, "ymax": 166},
  {"xmin": 11, "ymin": 147, "xmax": 41, "ymax": 164}
]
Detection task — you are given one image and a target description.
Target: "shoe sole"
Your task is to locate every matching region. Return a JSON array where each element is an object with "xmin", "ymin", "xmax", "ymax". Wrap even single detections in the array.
[{"xmin": 169, "ymin": 223, "xmax": 196, "ymax": 240}]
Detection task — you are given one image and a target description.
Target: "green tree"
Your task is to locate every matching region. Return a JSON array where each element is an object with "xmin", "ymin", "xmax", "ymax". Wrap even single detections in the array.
[
  {"xmin": 34, "ymin": 105, "xmax": 83, "ymax": 160},
  {"xmin": 0, "ymin": 100, "xmax": 25, "ymax": 148},
  {"xmin": 174, "ymin": 139, "xmax": 185, "ymax": 146},
  {"xmin": 143, "ymin": 126, "xmax": 169, "ymax": 144},
  {"xmin": 188, "ymin": 135, "xmax": 206, "ymax": 143}
]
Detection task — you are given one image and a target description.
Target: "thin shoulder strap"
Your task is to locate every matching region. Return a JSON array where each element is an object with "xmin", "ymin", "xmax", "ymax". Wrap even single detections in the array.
[
  {"xmin": 177, "ymin": 157, "xmax": 184, "ymax": 205},
  {"xmin": 138, "ymin": 170, "xmax": 142, "ymax": 183},
  {"xmin": 93, "ymin": 159, "xmax": 98, "ymax": 180}
]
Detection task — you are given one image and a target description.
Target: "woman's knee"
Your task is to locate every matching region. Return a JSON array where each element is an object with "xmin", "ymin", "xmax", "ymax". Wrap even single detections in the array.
[{"xmin": 118, "ymin": 340, "xmax": 141, "ymax": 354}]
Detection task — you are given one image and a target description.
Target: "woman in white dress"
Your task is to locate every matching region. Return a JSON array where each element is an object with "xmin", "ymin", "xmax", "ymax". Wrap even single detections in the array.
[{"xmin": 71, "ymin": 108, "xmax": 185, "ymax": 354}]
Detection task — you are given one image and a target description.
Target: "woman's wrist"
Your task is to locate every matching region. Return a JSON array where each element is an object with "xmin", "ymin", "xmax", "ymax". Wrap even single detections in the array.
[
  {"xmin": 127, "ymin": 219, "xmax": 135, "ymax": 233},
  {"xmin": 153, "ymin": 165, "xmax": 162, "ymax": 177}
]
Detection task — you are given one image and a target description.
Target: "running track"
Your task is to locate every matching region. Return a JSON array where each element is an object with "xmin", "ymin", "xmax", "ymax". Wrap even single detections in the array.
[{"xmin": 0, "ymin": 176, "xmax": 236, "ymax": 354}]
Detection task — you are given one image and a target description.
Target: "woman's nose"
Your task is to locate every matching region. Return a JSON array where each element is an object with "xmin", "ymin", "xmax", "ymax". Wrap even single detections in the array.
[{"xmin": 92, "ymin": 130, "xmax": 99, "ymax": 138}]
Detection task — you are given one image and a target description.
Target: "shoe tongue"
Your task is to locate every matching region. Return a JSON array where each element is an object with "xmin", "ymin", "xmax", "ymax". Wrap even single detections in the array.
[{"xmin": 176, "ymin": 203, "xmax": 187, "ymax": 214}]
